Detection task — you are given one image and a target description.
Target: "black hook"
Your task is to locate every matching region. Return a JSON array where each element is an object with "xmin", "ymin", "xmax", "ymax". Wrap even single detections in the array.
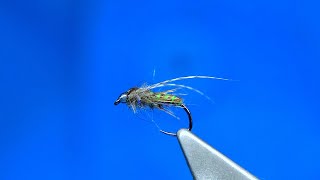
[{"xmin": 159, "ymin": 104, "xmax": 192, "ymax": 136}]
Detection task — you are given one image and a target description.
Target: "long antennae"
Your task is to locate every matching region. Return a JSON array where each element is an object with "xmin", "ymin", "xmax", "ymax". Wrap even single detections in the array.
[{"xmin": 148, "ymin": 75, "xmax": 231, "ymax": 90}]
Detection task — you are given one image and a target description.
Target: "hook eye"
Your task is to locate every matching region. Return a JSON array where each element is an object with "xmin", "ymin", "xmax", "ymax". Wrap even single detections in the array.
[
  {"xmin": 114, "ymin": 93, "xmax": 128, "ymax": 105},
  {"xmin": 114, "ymin": 99, "xmax": 121, "ymax": 105}
]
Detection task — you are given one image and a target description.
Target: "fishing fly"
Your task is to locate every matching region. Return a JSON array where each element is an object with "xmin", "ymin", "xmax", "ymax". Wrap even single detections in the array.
[{"xmin": 114, "ymin": 75, "xmax": 229, "ymax": 136}]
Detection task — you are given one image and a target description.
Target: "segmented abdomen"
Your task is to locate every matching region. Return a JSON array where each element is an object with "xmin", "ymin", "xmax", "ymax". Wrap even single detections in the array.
[{"xmin": 152, "ymin": 93, "xmax": 183, "ymax": 105}]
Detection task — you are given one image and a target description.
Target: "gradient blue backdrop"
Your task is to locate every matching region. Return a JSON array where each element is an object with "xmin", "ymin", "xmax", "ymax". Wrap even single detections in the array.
[{"xmin": 1, "ymin": 0, "xmax": 319, "ymax": 179}]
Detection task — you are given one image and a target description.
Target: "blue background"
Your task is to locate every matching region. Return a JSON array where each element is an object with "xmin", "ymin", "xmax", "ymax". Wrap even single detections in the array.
[{"xmin": 1, "ymin": 0, "xmax": 319, "ymax": 179}]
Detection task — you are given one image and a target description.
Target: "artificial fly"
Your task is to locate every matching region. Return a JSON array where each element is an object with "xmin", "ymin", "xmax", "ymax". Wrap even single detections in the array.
[{"xmin": 114, "ymin": 76, "xmax": 230, "ymax": 136}]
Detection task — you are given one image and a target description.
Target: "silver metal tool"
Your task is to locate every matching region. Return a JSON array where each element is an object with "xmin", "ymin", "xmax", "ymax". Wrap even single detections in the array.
[{"xmin": 177, "ymin": 129, "xmax": 258, "ymax": 180}]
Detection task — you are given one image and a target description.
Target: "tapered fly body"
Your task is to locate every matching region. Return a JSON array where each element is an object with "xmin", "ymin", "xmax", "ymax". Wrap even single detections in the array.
[{"xmin": 114, "ymin": 75, "xmax": 230, "ymax": 136}]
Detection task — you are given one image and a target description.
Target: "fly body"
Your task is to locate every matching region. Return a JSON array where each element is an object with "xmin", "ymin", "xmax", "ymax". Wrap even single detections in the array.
[
  {"xmin": 114, "ymin": 75, "xmax": 230, "ymax": 136},
  {"xmin": 152, "ymin": 93, "xmax": 183, "ymax": 106}
]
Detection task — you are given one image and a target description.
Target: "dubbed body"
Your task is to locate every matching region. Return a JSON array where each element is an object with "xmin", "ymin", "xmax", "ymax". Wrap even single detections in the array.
[
  {"xmin": 114, "ymin": 75, "xmax": 230, "ymax": 136},
  {"xmin": 115, "ymin": 87, "xmax": 183, "ymax": 112}
]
